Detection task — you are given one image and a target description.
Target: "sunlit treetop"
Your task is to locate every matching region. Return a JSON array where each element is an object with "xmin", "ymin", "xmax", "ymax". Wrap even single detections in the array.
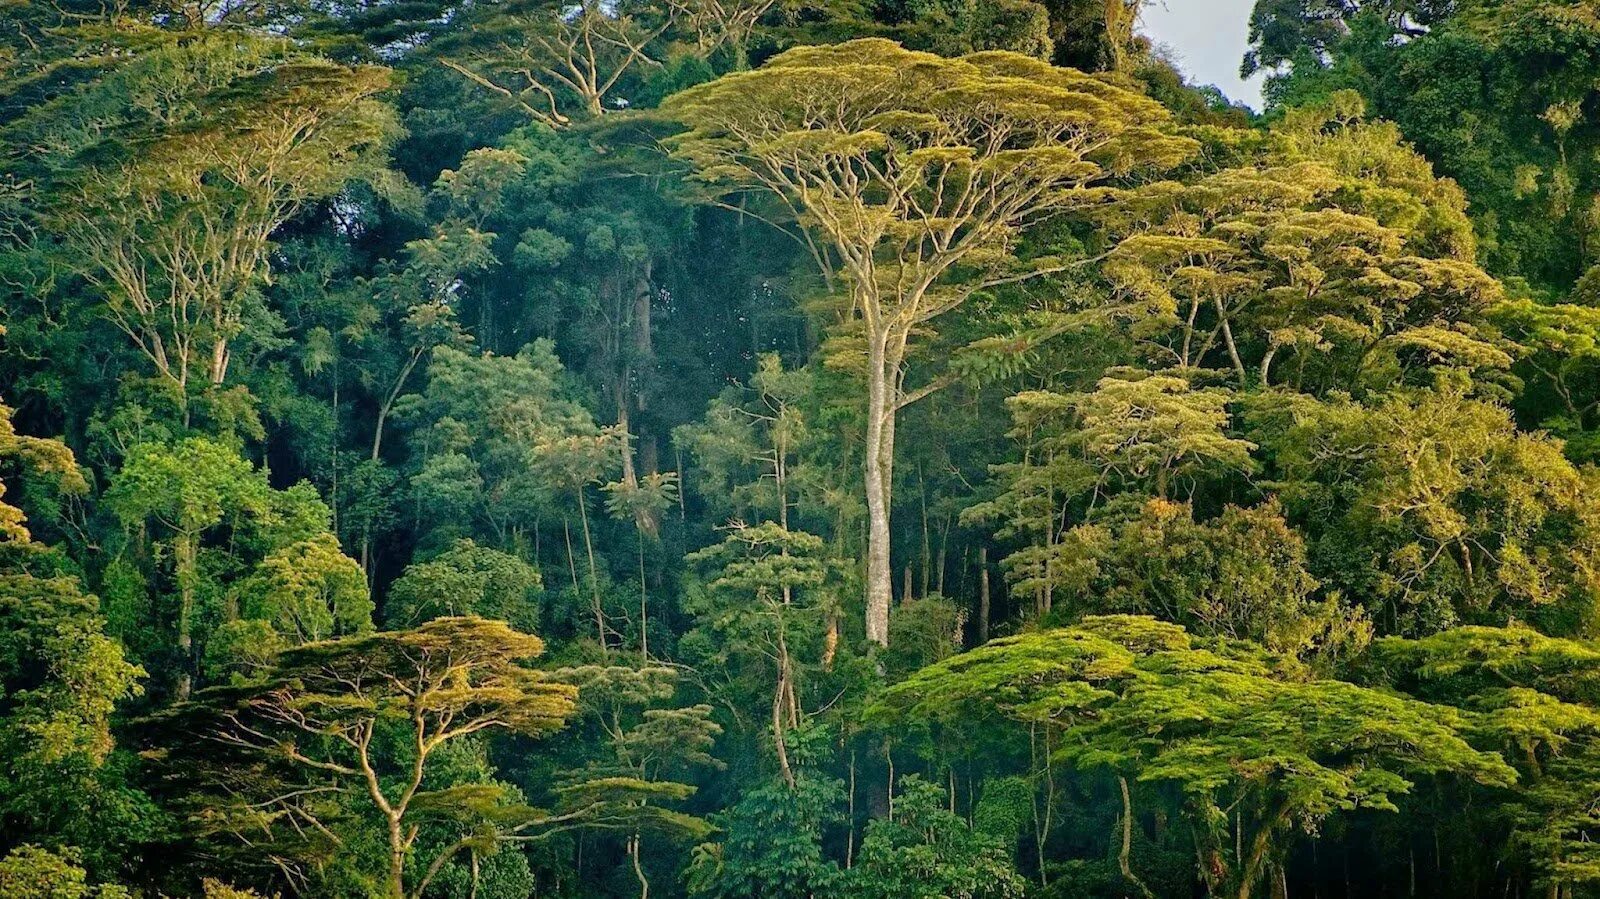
[{"xmin": 663, "ymin": 37, "xmax": 1198, "ymax": 302}]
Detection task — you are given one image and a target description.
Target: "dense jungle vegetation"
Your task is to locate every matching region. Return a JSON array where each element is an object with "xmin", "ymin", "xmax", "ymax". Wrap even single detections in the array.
[{"xmin": 8, "ymin": 0, "xmax": 1600, "ymax": 896}]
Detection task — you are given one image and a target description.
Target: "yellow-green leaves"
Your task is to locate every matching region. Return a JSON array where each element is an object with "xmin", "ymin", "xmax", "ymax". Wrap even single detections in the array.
[
  {"xmin": 6, "ymin": 34, "xmax": 397, "ymax": 396},
  {"xmin": 663, "ymin": 38, "xmax": 1197, "ymax": 293},
  {"xmin": 1096, "ymin": 102, "xmax": 1503, "ymax": 390},
  {"xmin": 875, "ymin": 615, "xmax": 1515, "ymax": 896},
  {"xmin": 0, "ymin": 401, "xmax": 84, "ymax": 548},
  {"xmin": 664, "ymin": 38, "xmax": 1199, "ymax": 645}
]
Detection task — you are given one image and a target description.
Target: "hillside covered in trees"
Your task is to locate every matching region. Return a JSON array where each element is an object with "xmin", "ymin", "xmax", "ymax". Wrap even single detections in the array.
[{"xmin": 7, "ymin": 0, "xmax": 1600, "ymax": 896}]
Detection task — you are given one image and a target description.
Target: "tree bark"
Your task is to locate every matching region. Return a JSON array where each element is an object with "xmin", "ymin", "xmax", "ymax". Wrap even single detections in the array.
[
  {"xmin": 577, "ymin": 487, "xmax": 607, "ymax": 654},
  {"xmin": 978, "ymin": 547, "xmax": 991, "ymax": 644},
  {"xmin": 630, "ymin": 833, "xmax": 649, "ymax": 899},
  {"xmin": 863, "ymin": 329, "xmax": 895, "ymax": 646},
  {"xmin": 1237, "ymin": 801, "xmax": 1295, "ymax": 899},
  {"xmin": 175, "ymin": 531, "xmax": 197, "ymax": 700},
  {"xmin": 209, "ymin": 336, "xmax": 230, "ymax": 386},
  {"xmin": 822, "ymin": 611, "xmax": 839, "ymax": 671},
  {"xmin": 1214, "ymin": 295, "xmax": 1247, "ymax": 384},
  {"xmin": 1119, "ymin": 776, "xmax": 1156, "ymax": 899},
  {"xmin": 773, "ymin": 624, "xmax": 796, "ymax": 788},
  {"xmin": 1260, "ymin": 345, "xmax": 1278, "ymax": 388}
]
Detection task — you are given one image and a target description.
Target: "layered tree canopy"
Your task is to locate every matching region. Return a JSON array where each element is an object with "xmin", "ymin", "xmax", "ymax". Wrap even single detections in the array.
[{"xmin": 8, "ymin": 1, "xmax": 1600, "ymax": 898}]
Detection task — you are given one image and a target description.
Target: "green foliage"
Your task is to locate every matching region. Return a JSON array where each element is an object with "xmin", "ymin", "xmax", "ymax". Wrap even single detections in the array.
[
  {"xmin": 0, "ymin": 574, "xmax": 154, "ymax": 877},
  {"xmin": 1097, "ymin": 94, "xmax": 1499, "ymax": 394},
  {"xmin": 0, "ymin": 400, "xmax": 85, "ymax": 549},
  {"xmin": 665, "ymin": 36, "xmax": 1197, "ymax": 646},
  {"xmin": 106, "ymin": 438, "xmax": 355, "ymax": 695},
  {"xmin": 1370, "ymin": 626, "xmax": 1600, "ymax": 890},
  {"xmin": 1252, "ymin": 387, "xmax": 1600, "ymax": 635},
  {"xmin": 399, "ymin": 341, "xmax": 615, "ymax": 550},
  {"xmin": 1249, "ymin": 0, "xmax": 1600, "ymax": 294},
  {"xmin": 875, "ymin": 616, "xmax": 1516, "ymax": 897},
  {"xmin": 1047, "ymin": 498, "xmax": 1370, "ymax": 662},
  {"xmin": 846, "ymin": 774, "xmax": 1026, "ymax": 899},
  {"xmin": 0, "ymin": 845, "xmax": 131, "ymax": 899},
  {"xmin": 201, "ymin": 880, "xmax": 273, "ymax": 899},
  {"xmin": 143, "ymin": 618, "xmax": 577, "ymax": 898},
  {"xmin": 12, "ymin": 3, "xmax": 1600, "ymax": 897},
  {"xmin": 386, "ymin": 539, "xmax": 543, "ymax": 631},
  {"xmin": 0, "ymin": 408, "xmax": 155, "ymax": 876},
  {"xmin": 4, "ymin": 32, "xmax": 398, "ymax": 407},
  {"xmin": 687, "ymin": 768, "xmax": 847, "ymax": 899},
  {"xmin": 234, "ymin": 535, "xmax": 373, "ymax": 644}
]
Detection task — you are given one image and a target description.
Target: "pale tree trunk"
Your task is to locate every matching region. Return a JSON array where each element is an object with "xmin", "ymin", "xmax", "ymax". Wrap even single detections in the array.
[
  {"xmin": 617, "ymin": 396, "xmax": 639, "ymax": 492},
  {"xmin": 577, "ymin": 488, "xmax": 607, "ymax": 654},
  {"xmin": 633, "ymin": 268, "xmax": 658, "ymax": 479},
  {"xmin": 386, "ymin": 814, "xmax": 406, "ymax": 899},
  {"xmin": 920, "ymin": 473, "xmax": 931, "ymax": 599},
  {"xmin": 373, "ymin": 346, "xmax": 425, "ymax": 464},
  {"xmin": 1214, "ymin": 295, "xmax": 1247, "ymax": 384},
  {"xmin": 772, "ymin": 634, "xmax": 796, "ymax": 788},
  {"xmin": 175, "ymin": 531, "xmax": 198, "ymax": 700},
  {"xmin": 1118, "ymin": 776, "xmax": 1155, "ymax": 899},
  {"xmin": 614, "ymin": 264, "xmax": 660, "ymax": 536},
  {"xmin": 362, "ymin": 345, "xmax": 426, "ymax": 575},
  {"xmin": 821, "ymin": 613, "xmax": 839, "ymax": 670},
  {"xmin": 863, "ymin": 327, "xmax": 895, "ymax": 646},
  {"xmin": 209, "ymin": 336, "xmax": 230, "ymax": 386},
  {"xmin": 562, "ymin": 516, "xmax": 606, "ymax": 652},
  {"xmin": 637, "ymin": 529, "xmax": 649, "ymax": 658},
  {"xmin": 630, "ymin": 833, "xmax": 649, "ymax": 899}
]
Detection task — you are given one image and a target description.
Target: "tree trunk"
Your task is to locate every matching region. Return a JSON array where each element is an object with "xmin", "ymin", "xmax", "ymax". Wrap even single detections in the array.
[
  {"xmin": 1181, "ymin": 296, "xmax": 1201, "ymax": 366},
  {"xmin": 373, "ymin": 346, "xmax": 424, "ymax": 463},
  {"xmin": 1214, "ymin": 295, "xmax": 1247, "ymax": 384},
  {"xmin": 619, "ymin": 265, "xmax": 661, "ymax": 537},
  {"xmin": 863, "ymin": 331, "xmax": 895, "ymax": 646},
  {"xmin": 920, "ymin": 473, "xmax": 931, "ymax": 599},
  {"xmin": 637, "ymin": 529, "xmax": 649, "ymax": 658},
  {"xmin": 978, "ymin": 547, "xmax": 991, "ymax": 644},
  {"xmin": 577, "ymin": 487, "xmax": 607, "ymax": 653},
  {"xmin": 175, "ymin": 531, "xmax": 197, "ymax": 700},
  {"xmin": 846, "ymin": 749, "xmax": 857, "ymax": 868},
  {"xmin": 1237, "ymin": 802, "xmax": 1295, "ymax": 899},
  {"xmin": 936, "ymin": 519, "xmax": 949, "ymax": 597},
  {"xmin": 209, "ymin": 335, "xmax": 230, "ymax": 386},
  {"xmin": 675, "ymin": 444, "xmax": 687, "ymax": 520},
  {"xmin": 1261, "ymin": 345, "xmax": 1278, "ymax": 388},
  {"xmin": 822, "ymin": 611, "xmax": 839, "ymax": 671},
  {"xmin": 1119, "ymin": 776, "xmax": 1155, "ymax": 899},
  {"xmin": 772, "ymin": 625, "xmax": 796, "ymax": 788},
  {"xmin": 630, "ymin": 833, "xmax": 649, "ymax": 899},
  {"xmin": 386, "ymin": 813, "xmax": 407, "ymax": 899}
]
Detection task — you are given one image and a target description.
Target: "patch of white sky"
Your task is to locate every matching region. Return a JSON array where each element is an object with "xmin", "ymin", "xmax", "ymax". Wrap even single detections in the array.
[{"xmin": 1139, "ymin": 0, "xmax": 1266, "ymax": 111}]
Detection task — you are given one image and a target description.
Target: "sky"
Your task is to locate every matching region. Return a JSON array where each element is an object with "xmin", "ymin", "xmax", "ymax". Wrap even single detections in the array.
[{"xmin": 1139, "ymin": 0, "xmax": 1266, "ymax": 110}]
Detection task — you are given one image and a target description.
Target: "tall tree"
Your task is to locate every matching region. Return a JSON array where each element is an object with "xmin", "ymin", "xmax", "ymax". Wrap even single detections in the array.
[
  {"xmin": 664, "ymin": 38, "xmax": 1195, "ymax": 645},
  {"xmin": 4, "ymin": 34, "xmax": 397, "ymax": 416},
  {"xmin": 142, "ymin": 617, "xmax": 578, "ymax": 899},
  {"xmin": 440, "ymin": 0, "xmax": 679, "ymax": 126}
]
